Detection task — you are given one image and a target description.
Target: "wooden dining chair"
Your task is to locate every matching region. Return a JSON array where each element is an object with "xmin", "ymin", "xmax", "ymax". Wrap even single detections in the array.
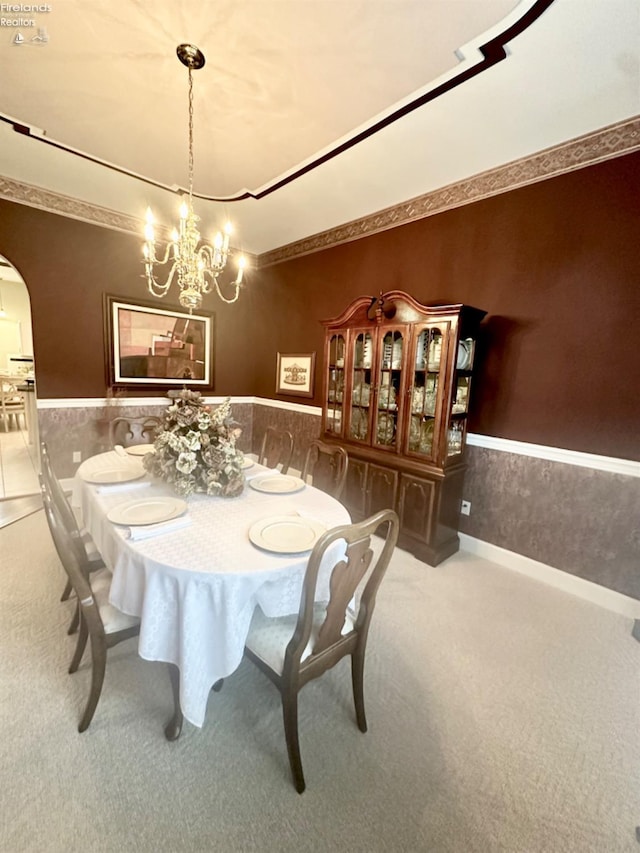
[
  {"xmin": 301, "ymin": 439, "xmax": 348, "ymax": 499},
  {"xmin": 0, "ymin": 381, "xmax": 26, "ymax": 431},
  {"xmin": 257, "ymin": 426, "xmax": 293, "ymax": 474},
  {"xmin": 108, "ymin": 416, "xmax": 161, "ymax": 448},
  {"xmin": 40, "ymin": 476, "xmax": 140, "ymax": 732},
  {"xmin": 243, "ymin": 508, "xmax": 399, "ymax": 793},
  {"xmin": 40, "ymin": 441, "xmax": 106, "ymax": 632}
]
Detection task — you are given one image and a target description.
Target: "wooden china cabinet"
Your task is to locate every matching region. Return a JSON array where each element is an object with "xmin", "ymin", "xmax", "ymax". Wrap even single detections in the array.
[{"xmin": 321, "ymin": 291, "xmax": 486, "ymax": 566}]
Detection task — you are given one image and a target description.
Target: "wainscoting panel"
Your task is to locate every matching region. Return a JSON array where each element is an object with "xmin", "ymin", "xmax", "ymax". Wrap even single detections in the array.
[
  {"xmin": 251, "ymin": 401, "xmax": 321, "ymax": 471},
  {"xmin": 38, "ymin": 400, "xmax": 254, "ymax": 479},
  {"xmin": 459, "ymin": 445, "xmax": 640, "ymax": 600}
]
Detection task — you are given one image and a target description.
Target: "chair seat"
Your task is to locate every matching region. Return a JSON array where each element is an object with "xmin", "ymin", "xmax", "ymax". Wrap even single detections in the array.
[
  {"xmin": 246, "ymin": 604, "xmax": 355, "ymax": 675},
  {"xmin": 91, "ymin": 569, "xmax": 139, "ymax": 634},
  {"xmin": 81, "ymin": 530, "xmax": 103, "ymax": 564}
]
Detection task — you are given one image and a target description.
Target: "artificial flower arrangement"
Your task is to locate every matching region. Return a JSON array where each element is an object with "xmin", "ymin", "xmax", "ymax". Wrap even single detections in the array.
[{"xmin": 143, "ymin": 389, "xmax": 245, "ymax": 497}]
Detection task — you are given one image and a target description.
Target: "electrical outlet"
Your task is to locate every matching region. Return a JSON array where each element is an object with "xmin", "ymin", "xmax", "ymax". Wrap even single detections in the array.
[
  {"xmin": 72, "ymin": 451, "xmax": 82, "ymax": 463},
  {"xmin": 460, "ymin": 500, "xmax": 471, "ymax": 516}
]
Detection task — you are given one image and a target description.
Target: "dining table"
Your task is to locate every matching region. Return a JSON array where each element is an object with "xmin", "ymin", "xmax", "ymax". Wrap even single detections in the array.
[{"xmin": 71, "ymin": 449, "xmax": 351, "ymax": 736}]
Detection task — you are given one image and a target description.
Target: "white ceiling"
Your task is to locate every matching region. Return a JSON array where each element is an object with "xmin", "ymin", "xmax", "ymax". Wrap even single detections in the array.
[{"xmin": 1, "ymin": 0, "xmax": 638, "ymax": 256}]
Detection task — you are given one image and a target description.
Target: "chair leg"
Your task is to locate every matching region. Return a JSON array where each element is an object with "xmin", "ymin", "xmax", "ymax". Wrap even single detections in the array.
[
  {"xmin": 164, "ymin": 663, "xmax": 184, "ymax": 742},
  {"xmin": 351, "ymin": 648, "xmax": 368, "ymax": 733},
  {"xmin": 282, "ymin": 690, "xmax": 305, "ymax": 794},
  {"xmin": 68, "ymin": 616, "xmax": 88, "ymax": 674},
  {"xmin": 78, "ymin": 633, "xmax": 107, "ymax": 733},
  {"xmin": 60, "ymin": 578, "xmax": 73, "ymax": 602},
  {"xmin": 67, "ymin": 601, "xmax": 80, "ymax": 635}
]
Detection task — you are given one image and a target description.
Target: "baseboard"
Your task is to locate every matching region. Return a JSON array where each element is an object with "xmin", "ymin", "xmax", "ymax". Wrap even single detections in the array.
[{"xmin": 459, "ymin": 533, "xmax": 640, "ymax": 619}]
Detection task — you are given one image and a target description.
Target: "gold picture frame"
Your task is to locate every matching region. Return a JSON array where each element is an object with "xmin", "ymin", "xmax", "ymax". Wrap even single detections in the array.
[{"xmin": 275, "ymin": 352, "xmax": 316, "ymax": 398}]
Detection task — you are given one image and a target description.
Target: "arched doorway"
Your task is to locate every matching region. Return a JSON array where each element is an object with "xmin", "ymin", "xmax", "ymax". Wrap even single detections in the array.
[{"xmin": 0, "ymin": 255, "xmax": 39, "ymax": 498}]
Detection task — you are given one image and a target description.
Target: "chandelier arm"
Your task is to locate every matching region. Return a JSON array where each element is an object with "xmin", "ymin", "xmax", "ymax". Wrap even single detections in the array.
[
  {"xmin": 212, "ymin": 274, "xmax": 242, "ymax": 304},
  {"xmin": 145, "ymin": 260, "xmax": 178, "ymax": 298}
]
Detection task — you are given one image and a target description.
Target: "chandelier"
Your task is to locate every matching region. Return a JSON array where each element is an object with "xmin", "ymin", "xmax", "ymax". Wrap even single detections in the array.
[{"xmin": 142, "ymin": 44, "xmax": 246, "ymax": 312}]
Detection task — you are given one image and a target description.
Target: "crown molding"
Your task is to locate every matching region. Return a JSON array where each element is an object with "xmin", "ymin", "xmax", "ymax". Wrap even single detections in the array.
[
  {"xmin": 1, "ymin": 116, "xmax": 638, "ymax": 265},
  {"xmin": 258, "ymin": 115, "xmax": 640, "ymax": 267},
  {"xmin": 0, "ymin": 177, "xmax": 145, "ymax": 236}
]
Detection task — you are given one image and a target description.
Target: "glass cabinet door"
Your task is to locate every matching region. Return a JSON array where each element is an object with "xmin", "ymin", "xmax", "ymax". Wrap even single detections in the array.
[
  {"xmin": 372, "ymin": 329, "xmax": 404, "ymax": 450},
  {"xmin": 406, "ymin": 325, "xmax": 444, "ymax": 459},
  {"xmin": 325, "ymin": 333, "xmax": 346, "ymax": 437},
  {"xmin": 447, "ymin": 336, "xmax": 476, "ymax": 457},
  {"xmin": 347, "ymin": 330, "xmax": 374, "ymax": 443}
]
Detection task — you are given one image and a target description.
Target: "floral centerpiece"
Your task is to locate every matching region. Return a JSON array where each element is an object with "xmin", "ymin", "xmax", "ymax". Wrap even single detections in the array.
[{"xmin": 143, "ymin": 389, "xmax": 245, "ymax": 497}]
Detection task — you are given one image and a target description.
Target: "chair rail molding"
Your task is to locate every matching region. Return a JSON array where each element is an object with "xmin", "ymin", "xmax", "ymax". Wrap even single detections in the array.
[{"xmin": 38, "ymin": 396, "xmax": 639, "ymax": 478}]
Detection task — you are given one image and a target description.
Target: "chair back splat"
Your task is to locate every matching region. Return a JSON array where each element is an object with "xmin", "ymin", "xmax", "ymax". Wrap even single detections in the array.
[
  {"xmin": 0, "ymin": 381, "xmax": 26, "ymax": 431},
  {"xmin": 109, "ymin": 416, "xmax": 161, "ymax": 448},
  {"xmin": 257, "ymin": 426, "xmax": 293, "ymax": 474},
  {"xmin": 301, "ymin": 439, "xmax": 348, "ymax": 499},
  {"xmin": 244, "ymin": 508, "xmax": 399, "ymax": 793},
  {"xmin": 40, "ymin": 442, "xmax": 99, "ymax": 570}
]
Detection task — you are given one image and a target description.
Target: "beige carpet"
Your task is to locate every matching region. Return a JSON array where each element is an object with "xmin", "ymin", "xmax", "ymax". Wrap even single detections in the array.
[{"xmin": 1, "ymin": 510, "xmax": 638, "ymax": 852}]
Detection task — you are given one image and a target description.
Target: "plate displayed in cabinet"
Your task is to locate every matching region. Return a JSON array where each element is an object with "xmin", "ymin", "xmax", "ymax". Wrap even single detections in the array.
[
  {"xmin": 457, "ymin": 340, "xmax": 472, "ymax": 370},
  {"xmin": 376, "ymin": 412, "xmax": 396, "ymax": 445}
]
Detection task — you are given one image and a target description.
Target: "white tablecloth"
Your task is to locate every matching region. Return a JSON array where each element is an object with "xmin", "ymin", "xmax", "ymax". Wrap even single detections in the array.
[{"xmin": 72, "ymin": 452, "xmax": 351, "ymax": 728}]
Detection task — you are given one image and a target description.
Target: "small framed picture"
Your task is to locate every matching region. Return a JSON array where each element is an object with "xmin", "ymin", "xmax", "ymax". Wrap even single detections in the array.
[{"xmin": 275, "ymin": 352, "xmax": 316, "ymax": 398}]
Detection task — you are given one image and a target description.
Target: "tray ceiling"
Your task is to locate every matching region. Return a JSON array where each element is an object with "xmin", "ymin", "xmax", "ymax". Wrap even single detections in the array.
[{"xmin": 0, "ymin": 0, "xmax": 638, "ymax": 255}]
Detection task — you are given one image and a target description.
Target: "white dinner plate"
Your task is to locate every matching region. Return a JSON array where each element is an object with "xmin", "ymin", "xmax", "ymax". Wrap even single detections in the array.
[
  {"xmin": 107, "ymin": 496, "xmax": 188, "ymax": 526},
  {"xmin": 125, "ymin": 444, "xmax": 155, "ymax": 457},
  {"xmin": 241, "ymin": 457, "xmax": 254, "ymax": 469},
  {"xmin": 457, "ymin": 340, "xmax": 472, "ymax": 370},
  {"xmin": 249, "ymin": 474, "xmax": 305, "ymax": 494},
  {"xmin": 81, "ymin": 468, "xmax": 146, "ymax": 485},
  {"xmin": 249, "ymin": 515, "xmax": 326, "ymax": 554}
]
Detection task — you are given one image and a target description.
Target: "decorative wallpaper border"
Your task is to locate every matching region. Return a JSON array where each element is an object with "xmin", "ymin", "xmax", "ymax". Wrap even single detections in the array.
[
  {"xmin": 259, "ymin": 116, "xmax": 640, "ymax": 266},
  {"xmin": 2, "ymin": 117, "xmax": 639, "ymax": 265},
  {"xmin": 0, "ymin": 176, "xmax": 143, "ymax": 236},
  {"xmin": 37, "ymin": 395, "xmax": 640, "ymax": 478}
]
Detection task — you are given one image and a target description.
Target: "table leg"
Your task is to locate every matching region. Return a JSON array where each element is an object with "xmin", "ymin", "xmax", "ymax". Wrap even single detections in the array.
[{"xmin": 164, "ymin": 663, "xmax": 184, "ymax": 741}]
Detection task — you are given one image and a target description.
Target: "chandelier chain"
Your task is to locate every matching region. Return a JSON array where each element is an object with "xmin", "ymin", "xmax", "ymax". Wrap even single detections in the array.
[{"xmin": 187, "ymin": 67, "xmax": 194, "ymax": 203}]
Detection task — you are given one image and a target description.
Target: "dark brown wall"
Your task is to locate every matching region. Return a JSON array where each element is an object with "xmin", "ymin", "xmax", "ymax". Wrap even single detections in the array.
[
  {"xmin": 0, "ymin": 201, "xmax": 261, "ymax": 398},
  {"xmin": 1, "ymin": 150, "xmax": 639, "ymax": 460},
  {"xmin": 256, "ymin": 152, "xmax": 640, "ymax": 461}
]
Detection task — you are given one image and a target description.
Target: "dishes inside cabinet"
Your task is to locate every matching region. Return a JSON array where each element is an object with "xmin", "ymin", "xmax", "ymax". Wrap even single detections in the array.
[
  {"xmin": 349, "ymin": 407, "xmax": 369, "ymax": 441},
  {"xmin": 362, "ymin": 337, "xmax": 372, "ymax": 368},
  {"xmin": 453, "ymin": 377, "xmax": 469, "ymax": 413},
  {"xmin": 352, "ymin": 382, "xmax": 370, "ymax": 406},
  {"xmin": 382, "ymin": 338, "xmax": 393, "ymax": 368},
  {"xmin": 391, "ymin": 338, "xmax": 403, "ymax": 369},
  {"xmin": 411, "ymin": 386, "xmax": 425, "ymax": 414},
  {"xmin": 419, "ymin": 420, "xmax": 435, "ymax": 454},
  {"xmin": 326, "ymin": 408, "xmax": 342, "ymax": 433},
  {"xmin": 409, "ymin": 415, "xmax": 421, "ymax": 450},
  {"xmin": 377, "ymin": 384, "xmax": 396, "ymax": 409},
  {"xmin": 376, "ymin": 412, "xmax": 396, "ymax": 445},
  {"xmin": 427, "ymin": 334, "xmax": 442, "ymax": 371},
  {"xmin": 456, "ymin": 338, "xmax": 474, "ymax": 370}
]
